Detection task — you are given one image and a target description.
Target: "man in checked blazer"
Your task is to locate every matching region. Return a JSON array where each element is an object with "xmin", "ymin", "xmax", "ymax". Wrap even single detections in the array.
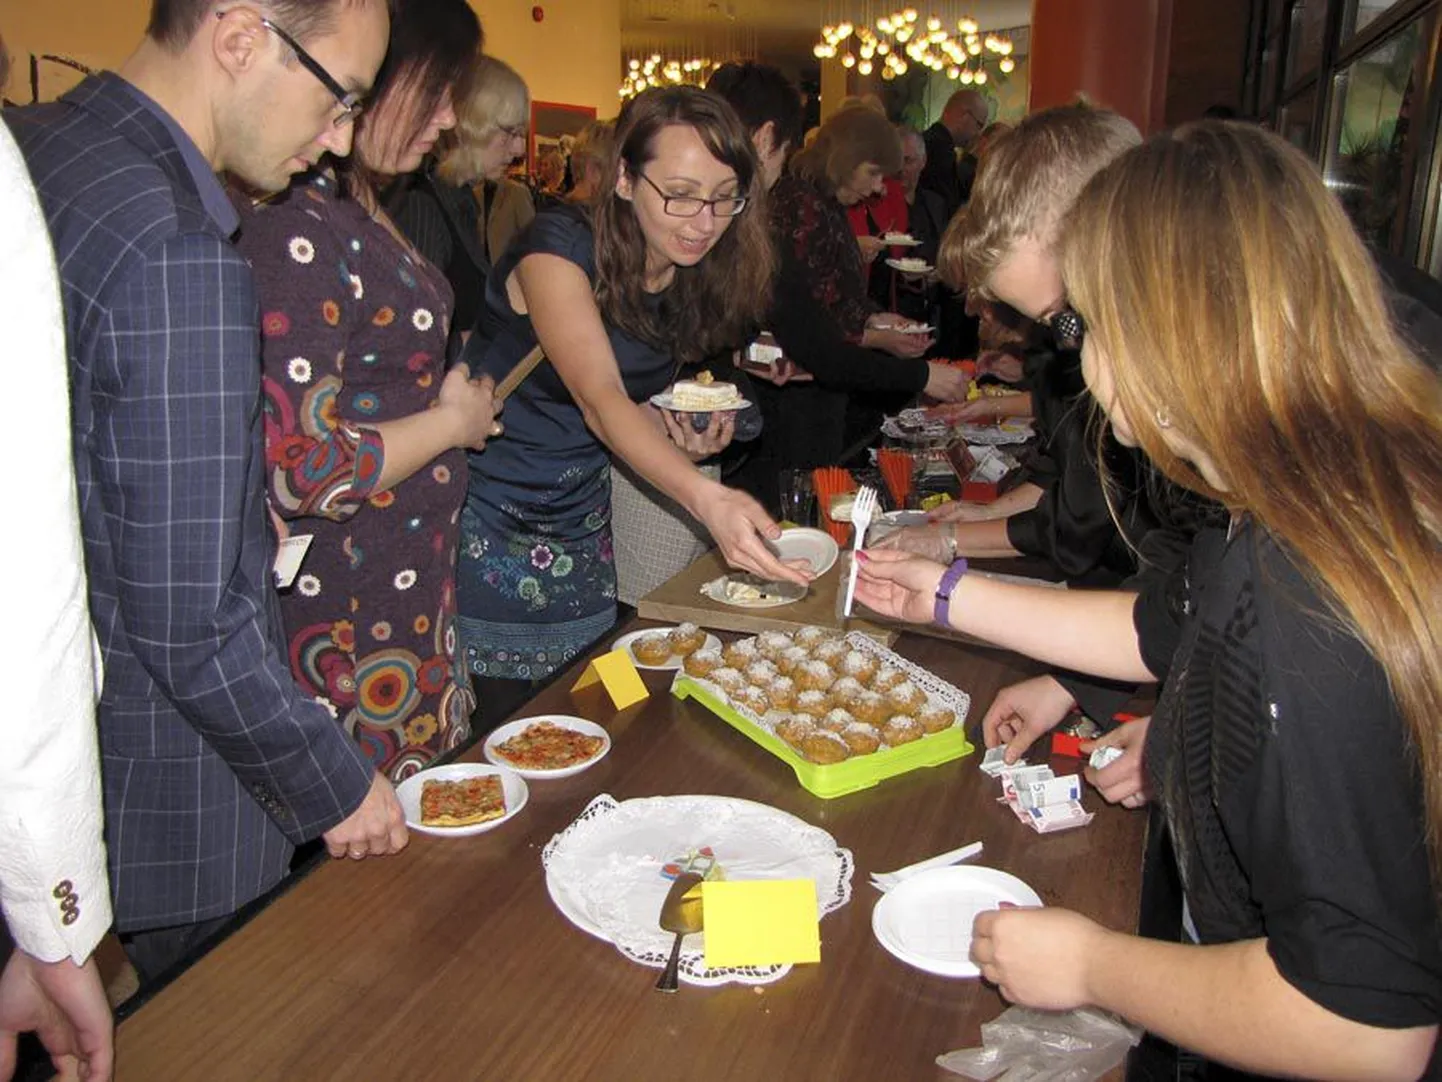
[{"xmin": 6, "ymin": 0, "xmax": 399, "ymax": 984}]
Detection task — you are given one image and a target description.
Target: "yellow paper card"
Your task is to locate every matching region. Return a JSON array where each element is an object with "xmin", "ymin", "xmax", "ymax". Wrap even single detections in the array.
[
  {"xmin": 701, "ymin": 879, "xmax": 821, "ymax": 968},
  {"xmin": 570, "ymin": 648, "xmax": 649, "ymax": 710}
]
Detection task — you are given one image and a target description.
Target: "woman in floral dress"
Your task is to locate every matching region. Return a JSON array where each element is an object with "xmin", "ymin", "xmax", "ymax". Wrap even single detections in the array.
[{"xmin": 238, "ymin": 0, "xmax": 497, "ymax": 781}]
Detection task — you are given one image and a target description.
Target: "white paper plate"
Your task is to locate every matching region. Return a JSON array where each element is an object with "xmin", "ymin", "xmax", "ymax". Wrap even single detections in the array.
[
  {"xmin": 871, "ymin": 866, "xmax": 1042, "ymax": 978},
  {"xmin": 700, "ymin": 573, "xmax": 808, "ymax": 609},
  {"xmin": 886, "ymin": 258, "xmax": 933, "ymax": 274},
  {"xmin": 768, "ymin": 527, "xmax": 838, "ymax": 575},
  {"xmin": 649, "ymin": 392, "xmax": 753, "ymax": 413},
  {"xmin": 896, "ymin": 323, "xmax": 934, "ymax": 335},
  {"xmin": 611, "ymin": 627, "xmax": 723, "ymax": 671},
  {"xmin": 396, "ymin": 763, "xmax": 529, "ymax": 838},
  {"xmin": 483, "ymin": 715, "xmax": 612, "ymax": 779},
  {"xmin": 879, "ymin": 233, "xmax": 920, "ymax": 246}
]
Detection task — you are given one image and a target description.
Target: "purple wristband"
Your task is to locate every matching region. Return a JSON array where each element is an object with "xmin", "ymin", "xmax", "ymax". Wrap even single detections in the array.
[{"xmin": 932, "ymin": 558, "xmax": 969, "ymax": 628}]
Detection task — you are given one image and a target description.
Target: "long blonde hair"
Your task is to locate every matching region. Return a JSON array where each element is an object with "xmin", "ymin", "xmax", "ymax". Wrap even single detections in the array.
[{"xmin": 1062, "ymin": 120, "xmax": 1442, "ymax": 888}]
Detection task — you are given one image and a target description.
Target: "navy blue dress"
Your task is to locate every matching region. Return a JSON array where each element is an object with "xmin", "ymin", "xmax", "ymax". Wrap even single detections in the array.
[{"xmin": 457, "ymin": 206, "xmax": 675, "ymax": 679}]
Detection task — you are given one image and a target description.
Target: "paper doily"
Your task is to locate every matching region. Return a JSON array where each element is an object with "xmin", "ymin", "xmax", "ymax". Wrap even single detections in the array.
[{"xmin": 543, "ymin": 794, "xmax": 853, "ymax": 986}]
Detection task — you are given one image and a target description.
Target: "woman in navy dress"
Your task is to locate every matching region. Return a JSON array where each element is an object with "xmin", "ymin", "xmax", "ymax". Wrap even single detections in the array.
[{"xmin": 457, "ymin": 87, "xmax": 809, "ymax": 686}]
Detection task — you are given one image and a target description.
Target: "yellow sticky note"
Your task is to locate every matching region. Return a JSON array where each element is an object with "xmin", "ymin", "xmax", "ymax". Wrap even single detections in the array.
[
  {"xmin": 570, "ymin": 648, "xmax": 649, "ymax": 711},
  {"xmin": 701, "ymin": 879, "xmax": 821, "ymax": 969}
]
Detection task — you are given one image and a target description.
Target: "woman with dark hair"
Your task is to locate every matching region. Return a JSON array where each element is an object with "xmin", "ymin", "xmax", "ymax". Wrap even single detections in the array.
[
  {"xmin": 455, "ymin": 85, "xmax": 807, "ymax": 692},
  {"xmin": 724, "ymin": 93, "xmax": 970, "ymax": 505},
  {"xmin": 235, "ymin": 0, "xmax": 498, "ymax": 779}
]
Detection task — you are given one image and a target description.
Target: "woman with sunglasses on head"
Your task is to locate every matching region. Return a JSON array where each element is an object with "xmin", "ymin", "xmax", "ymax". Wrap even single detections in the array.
[
  {"xmin": 455, "ymin": 85, "xmax": 808, "ymax": 700},
  {"xmin": 236, "ymin": 0, "xmax": 497, "ymax": 780},
  {"xmin": 854, "ymin": 122, "xmax": 1441, "ymax": 1079}
]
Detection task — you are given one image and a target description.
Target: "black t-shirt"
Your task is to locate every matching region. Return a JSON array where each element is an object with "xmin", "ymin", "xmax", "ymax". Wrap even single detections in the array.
[{"xmin": 1135, "ymin": 520, "xmax": 1441, "ymax": 1073}]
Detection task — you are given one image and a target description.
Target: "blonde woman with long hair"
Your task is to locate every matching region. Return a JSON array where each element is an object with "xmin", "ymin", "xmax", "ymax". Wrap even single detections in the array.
[{"xmin": 854, "ymin": 121, "xmax": 1441, "ymax": 1078}]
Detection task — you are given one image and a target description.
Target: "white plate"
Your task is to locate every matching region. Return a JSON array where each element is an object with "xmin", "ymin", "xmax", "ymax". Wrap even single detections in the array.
[
  {"xmin": 649, "ymin": 392, "xmax": 753, "ymax": 413},
  {"xmin": 767, "ymin": 527, "xmax": 839, "ymax": 575},
  {"xmin": 895, "ymin": 323, "xmax": 934, "ymax": 335},
  {"xmin": 483, "ymin": 715, "xmax": 612, "ymax": 779},
  {"xmin": 886, "ymin": 258, "xmax": 933, "ymax": 274},
  {"xmin": 611, "ymin": 627, "xmax": 723, "ymax": 671},
  {"xmin": 700, "ymin": 573, "xmax": 808, "ymax": 609},
  {"xmin": 879, "ymin": 233, "xmax": 920, "ymax": 246},
  {"xmin": 872, "ymin": 866, "xmax": 1042, "ymax": 978},
  {"xmin": 396, "ymin": 763, "xmax": 529, "ymax": 838}
]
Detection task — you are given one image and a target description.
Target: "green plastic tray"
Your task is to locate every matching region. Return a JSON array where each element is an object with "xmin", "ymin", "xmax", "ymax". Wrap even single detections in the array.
[{"xmin": 672, "ymin": 673, "xmax": 975, "ymax": 799}]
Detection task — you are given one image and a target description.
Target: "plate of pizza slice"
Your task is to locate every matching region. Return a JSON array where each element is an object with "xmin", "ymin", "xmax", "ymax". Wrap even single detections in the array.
[
  {"xmin": 396, "ymin": 763, "xmax": 529, "ymax": 837},
  {"xmin": 483, "ymin": 715, "xmax": 612, "ymax": 779}
]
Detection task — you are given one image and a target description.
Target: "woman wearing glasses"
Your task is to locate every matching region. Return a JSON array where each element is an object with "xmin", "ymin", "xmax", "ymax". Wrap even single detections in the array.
[
  {"xmin": 391, "ymin": 55, "xmax": 534, "ymax": 338},
  {"xmin": 236, "ymin": 0, "xmax": 498, "ymax": 779},
  {"xmin": 455, "ymin": 86, "xmax": 807, "ymax": 699},
  {"xmin": 855, "ymin": 122, "xmax": 1442, "ymax": 1079}
]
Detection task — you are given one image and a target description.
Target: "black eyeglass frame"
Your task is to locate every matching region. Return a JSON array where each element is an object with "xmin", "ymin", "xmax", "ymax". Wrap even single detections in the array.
[
  {"xmin": 218, "ymin": 10, "xmax": 365, "ymax": 127},
  {"xmin": 635, "ymin": 171, "xmax": 748, "ymax": 219}
]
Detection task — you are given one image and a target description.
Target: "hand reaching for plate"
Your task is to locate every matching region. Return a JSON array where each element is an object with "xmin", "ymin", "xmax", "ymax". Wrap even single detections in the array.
[{"xmin": 697, "ymin": 485, "xmax": 814, "ymax": 588}]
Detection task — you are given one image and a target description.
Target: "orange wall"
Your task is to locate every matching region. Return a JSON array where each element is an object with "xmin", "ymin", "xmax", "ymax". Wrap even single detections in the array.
[
  {"xmin": 1, "ymin": 0, "xmax": 621, "ymax": 116},
  {"xmin": 1029, "ymin": 0, "xmax": 1174, "ymax": 133}
]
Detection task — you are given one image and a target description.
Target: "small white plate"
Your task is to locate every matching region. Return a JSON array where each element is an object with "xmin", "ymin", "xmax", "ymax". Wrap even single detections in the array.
[
  {"xmin": 880, "ymin": 233, "xmax": 920, "ymax": 246},
  {"xmin": 871, "ymin": 866, "xmax": 1043, "ymax": 978},
  {"xmin": 886, "ymin": 258, "xmax": 933, "ymax": 275},
  {"xmin": 768, "ymin": 527, "xmax": 839, "ymax": 575},
  {"xmin": 896, "ymin": 323, "xmax": 934, "ymax": 335},
  {"xmin": 483, "ymin": 715, "xmax": 612, "ymax": 779},
  {"xmin": 396, "ymin": 763, "xmax": 529, "ymax": 838},
  {"xmin": 649, "ymin": 392, "xmax": 753, "ymax": 413},
  {"xmin": 700, "ymin": 573, "xmax": 808, "ymax": 609},
  {"xmin": 611, "ymin": 627, "xmax": 723, "ymax": 671}
]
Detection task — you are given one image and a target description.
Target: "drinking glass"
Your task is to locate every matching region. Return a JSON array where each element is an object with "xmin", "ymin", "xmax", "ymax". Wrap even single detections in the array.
[{"xmin": 778, "ymin": 469, "xmax": 815, "ymax": 527}]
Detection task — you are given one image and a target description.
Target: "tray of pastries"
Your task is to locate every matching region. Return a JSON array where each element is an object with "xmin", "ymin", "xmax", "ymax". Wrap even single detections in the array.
[{"xmin": 670, "ymin": 627, "xmax": 974, "ymax": 799}]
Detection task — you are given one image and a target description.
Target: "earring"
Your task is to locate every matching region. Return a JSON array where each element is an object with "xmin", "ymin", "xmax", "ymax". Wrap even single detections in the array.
[{"xmin": 1155, "ymin": 409, "xmax": 1172, "ymax": 429}]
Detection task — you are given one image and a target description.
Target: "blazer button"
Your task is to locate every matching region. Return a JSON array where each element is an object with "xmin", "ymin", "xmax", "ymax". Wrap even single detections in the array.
[
  {"xmin": 62, "ymin": 909, "xmax": 79, "ymax": 926},
  {"xmin": 52, "ymin": 880, "xmax": 74, "ymax": 899}
]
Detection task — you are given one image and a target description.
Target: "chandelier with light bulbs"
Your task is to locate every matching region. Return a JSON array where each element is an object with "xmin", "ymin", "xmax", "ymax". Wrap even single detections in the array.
[
  {"xmin": 620, "ymin": 54, "xmax": 723, "ymax": 100},
  {"xmin": 813, "ymin": 5, "xmax": 1016, "ymax": 84}
]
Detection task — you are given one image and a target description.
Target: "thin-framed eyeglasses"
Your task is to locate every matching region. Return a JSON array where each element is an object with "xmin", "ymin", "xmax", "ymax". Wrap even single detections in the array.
[
  {"xmin": 219, "ymin": 10, "xmax": 365, "ymax": 126},
  {"xmin": 635, "ymin": 171, "xmax": 747, "ymax": 218}
]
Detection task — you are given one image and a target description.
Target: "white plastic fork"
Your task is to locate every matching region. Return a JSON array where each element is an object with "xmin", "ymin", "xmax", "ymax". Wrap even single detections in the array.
[
  {"xmin": 870, "ymin": 841, "xmax": 985, "ymax": 892},
  {"xmin": 842, "ymin": 485, "xmax": 877, "ymax": 618}
]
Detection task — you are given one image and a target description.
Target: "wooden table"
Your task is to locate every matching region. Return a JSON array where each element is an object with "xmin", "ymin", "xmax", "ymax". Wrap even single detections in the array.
[{"xmin": 114, "ymin": 625, "xmax": 1146, "ymax": 1082}]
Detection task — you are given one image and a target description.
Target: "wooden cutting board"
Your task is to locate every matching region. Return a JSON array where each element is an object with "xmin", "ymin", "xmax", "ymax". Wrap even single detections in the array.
[{"xmin": 636, "ymin": 549, "xmax": 898, "ymax": 644}]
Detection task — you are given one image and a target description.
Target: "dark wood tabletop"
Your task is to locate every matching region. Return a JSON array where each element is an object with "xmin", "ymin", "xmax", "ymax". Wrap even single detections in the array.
[{"xmin": 113, "ymin": 623, "xmax": 1147, "ymax": 1082}]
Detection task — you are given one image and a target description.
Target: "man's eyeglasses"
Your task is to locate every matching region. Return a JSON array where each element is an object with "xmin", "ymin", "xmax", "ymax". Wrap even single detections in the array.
[
  {"xmin": 636, "ymin": 172, "xmax": 747, "ymax": 218},
  {"xmin": 220, "ymin": 11, "xmax": 365, "ymax": 126},
  {"xmin": 500, "ymin": 124, "xmax": 528, "ymax": 141}
]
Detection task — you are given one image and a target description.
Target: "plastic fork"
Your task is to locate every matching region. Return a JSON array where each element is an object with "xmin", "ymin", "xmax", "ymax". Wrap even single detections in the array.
[{"xmin": 842, "ymin": 485, "xmax": 877, "ymax": 618}]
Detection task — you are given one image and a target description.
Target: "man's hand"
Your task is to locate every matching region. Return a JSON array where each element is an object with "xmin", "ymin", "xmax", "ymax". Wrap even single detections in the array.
[
  {"xmin": 321, "ymin": 773, "xmax": 408, "ymax": 860},
  {"xmin": 0, "ymin": 951, "xmax": 113, "ymax": 1082},
  {"xmin": 981, "ymin": 675, "xmax": 1077, "ymax": 763}
]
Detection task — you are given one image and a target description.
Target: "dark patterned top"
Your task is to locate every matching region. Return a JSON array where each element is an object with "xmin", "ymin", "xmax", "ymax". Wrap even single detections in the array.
[
  {"xmin": 769, "ymin": 172, "xmax": 874, "ymax": 340},
  {"xmin": 1139, "ymin": 519, "xmax": 1441, "ymax": 1062},
  {"xmin": 237, "ymin": 173, "xmax": 474, "ymax": 782},
  {"xmin": 456, "ymin": 205, "xmax": 675, "ymax": 680}
]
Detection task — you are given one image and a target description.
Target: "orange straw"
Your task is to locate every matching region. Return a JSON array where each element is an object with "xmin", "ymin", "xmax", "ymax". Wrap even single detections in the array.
[
  {"xmin": 877, "ymin": 448, "xmax": 914, "ymax": 509},
  {"xmin": 811, "ymin": 466, "xmax": 856, "ymax": 545}
]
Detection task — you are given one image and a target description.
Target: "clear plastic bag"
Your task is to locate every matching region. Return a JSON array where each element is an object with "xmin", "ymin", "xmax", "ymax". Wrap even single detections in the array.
[{"xmin": 937, "ymin": 1006, "xmax": 1142, "ymax": 1081}]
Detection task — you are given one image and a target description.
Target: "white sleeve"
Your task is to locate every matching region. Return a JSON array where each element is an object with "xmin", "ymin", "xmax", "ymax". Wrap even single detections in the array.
[{"xmin": 0, "ymin": 122, "xmax": 111, "ymax": 964}]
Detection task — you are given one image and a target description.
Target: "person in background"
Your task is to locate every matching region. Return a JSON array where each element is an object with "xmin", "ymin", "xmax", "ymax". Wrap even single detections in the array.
[
  {"xmin": 890, "ymin": 125, "xmax": 947, "ymax": 331},
  {"xmin": 532, "ymin": 146, "xmax": 565, "ymax": 206},
  {"xmin": 456, "ymin": 87, "xmax": 808, "ymax": 697},
  {"xmin": 7, "ymin": 0, "xmax": 403, "ymax": 985},
  {"xmin": 856, "ymin": 121, "xmax": 1442, "ymax": 1081},
  {"xmin": 731, "ymin": 101, "xmax": 969, "ymax": 504},
  {"xmin": 0, "ymin": 85, "xmax": 112, "ymax": 1082},
  {"xmin": 566, "ymin": 119, "xmax": 614, "ymax": 205},
  {"xmin": 238, "ymin": 0, "xmax": 496, "ymax": 781},
  {"xmin": 919, "ymin": 87, "xmax": 988, "ymax": 218},
  {"xmin": 391, "ymin": 53, "xmax": 531, "ymax": 336}
]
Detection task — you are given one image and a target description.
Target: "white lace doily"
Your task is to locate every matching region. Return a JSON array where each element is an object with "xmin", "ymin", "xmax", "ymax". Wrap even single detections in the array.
[
  {"xmin": 542, "ymin": 794, "xmax": 853, "ymax": 986},
  {"xmin": 957, "ymin": 421, "xmax": 1034, "ymax": 446}
]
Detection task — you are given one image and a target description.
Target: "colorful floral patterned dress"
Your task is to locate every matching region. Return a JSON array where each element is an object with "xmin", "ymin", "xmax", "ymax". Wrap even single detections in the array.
[
  {"xmin": 456, "ymin": 205, "xmax": 675, "ymax": 680},
  {"xmin": 236, "ymin": 173, "xmax": 475, "ymax": 781}
]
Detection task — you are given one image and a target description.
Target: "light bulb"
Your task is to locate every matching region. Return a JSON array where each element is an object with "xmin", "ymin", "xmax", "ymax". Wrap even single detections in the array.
[
  {"xmin": 813, "ymin": 43, "xmax": 827, "ymax": 58},
  {"xmin": 858, "ymin": 59, "xmax": 873, "ymax": 75},
  {"xmin": 999, "ymin": 57, "xmax": 1014, "ymax": 73},
  {"xmin": 974, "ymin": 70, "xmax": 987, "ymax": 84},
  {"xmin": 881, "ymin": 66, "xmax": 895, "ymax": 80},
  {"xmin": 842, "ymin": 53, "xmax": 856, "ymax": 67},
  {"xmin": 926, "ymin": 16, "xmax": 940, "ymax": 30},
  {"xmin": 959, "ymin": 69, "xmax": 973, "ymax": 84},
  {"xmin": 904, "ymin": 9, "xmax": 918, "ymax": 22},
  {"xmin": 893, "ymin": 59, "xmax": 907, "ymax": 74},
  {"xmin": 947, "ymin": 66, "xmax": 960, "ymax": 79},
  {"xmin": 877, "ymin": 41, "xmax": 889, "ymax": 54},
  {"xmin": 968, "ymin": 40, "xmax": 981, "ymax": 55},
  {"xmin": 838, "ymin": 22, "xmax": 853, "ymax": 38}
]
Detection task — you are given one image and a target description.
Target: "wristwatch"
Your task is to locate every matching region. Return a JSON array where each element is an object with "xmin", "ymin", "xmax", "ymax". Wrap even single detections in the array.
[
  {"xmin": 932, "ymin": 557, "xmax": 969, "ymax": 628},
  {"xmin": 942, "ymin": 526, "xmax": 958, "ymax": 564}
]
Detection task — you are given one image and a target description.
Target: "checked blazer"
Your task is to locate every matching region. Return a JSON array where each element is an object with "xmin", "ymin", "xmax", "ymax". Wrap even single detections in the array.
[{"xmin": 7, "ymin": 73, "xmax": 375, "ymax": 933}]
